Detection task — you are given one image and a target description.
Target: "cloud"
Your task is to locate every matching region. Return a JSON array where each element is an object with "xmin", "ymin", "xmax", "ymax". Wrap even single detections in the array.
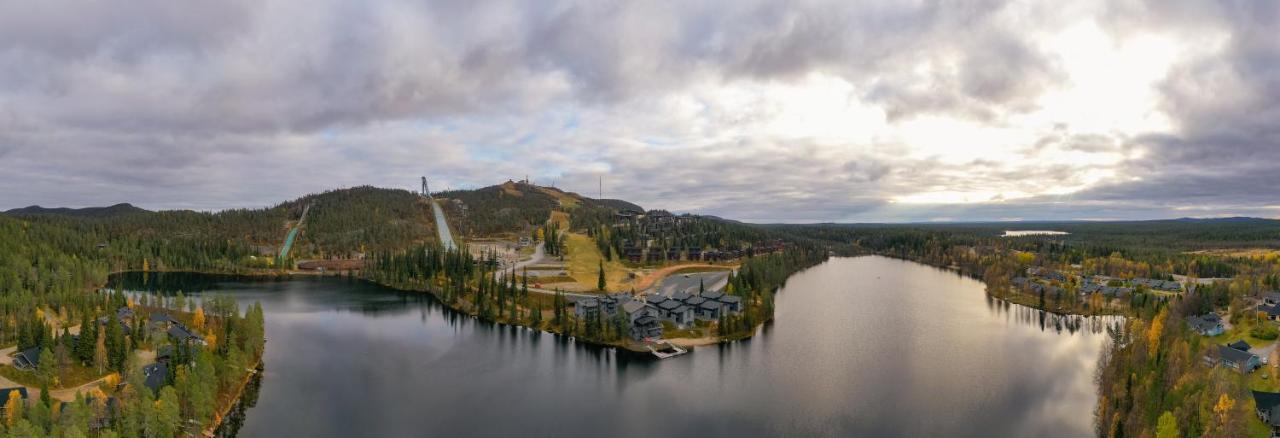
[{"xmin": 0, "ymin": 0, "xmax": 1274, "ymax": 222}]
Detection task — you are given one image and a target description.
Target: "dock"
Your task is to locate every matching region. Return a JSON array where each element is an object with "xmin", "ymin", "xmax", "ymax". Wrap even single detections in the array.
[{"xmin": 648, "ymin": 341, "xmax": 688, "ymax": 359}]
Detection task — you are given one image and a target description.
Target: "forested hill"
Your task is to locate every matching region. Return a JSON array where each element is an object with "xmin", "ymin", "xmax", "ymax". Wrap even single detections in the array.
[
  {"xmin": 436, "ymin": 180, "xmax": 642, "ymax": 236},
  {"xmin": 0, "ymin": 182, "xmax": 653, "ymax": 272},
  {"xmin": 4, "ymin": 203, "xmax": 150, "ymax": 218}
]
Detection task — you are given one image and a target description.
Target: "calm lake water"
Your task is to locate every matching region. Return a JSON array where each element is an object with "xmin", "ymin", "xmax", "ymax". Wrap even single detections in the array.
[{"xmin": 116, "ymin": 256, "xmax": 1115, "ymax": 438}]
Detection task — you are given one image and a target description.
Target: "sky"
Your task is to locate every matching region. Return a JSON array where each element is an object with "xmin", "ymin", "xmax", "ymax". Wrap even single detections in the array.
[{"xmin": 0, "ymin": 0, "xmax": 1276, "ymax": 222}]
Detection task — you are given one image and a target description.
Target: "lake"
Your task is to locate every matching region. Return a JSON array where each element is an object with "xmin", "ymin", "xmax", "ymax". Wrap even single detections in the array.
[{"xmin": 116, "ymin": 256, "xmax": 1115, "ymax": 438}]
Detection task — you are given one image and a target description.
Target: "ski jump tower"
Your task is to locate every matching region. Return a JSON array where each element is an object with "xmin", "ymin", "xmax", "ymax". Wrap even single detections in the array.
[{"xmin": 421, "ymin": 177, "xmax": 431, "ymax": 199}]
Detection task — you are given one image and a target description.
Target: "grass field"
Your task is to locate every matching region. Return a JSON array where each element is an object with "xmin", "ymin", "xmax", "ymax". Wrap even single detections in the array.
[
  {"xmin": 549, "ymin": 210, "xmax": 570, "ymax": 227},
  {"xmin": 0, "ymin": 362, "xmax": 109, "ymax": 390},
  {"xmin": 1211, "ymin": 317, "xmax": 1280, "ymax": 351},
  {"xmin": 564, "ymin": 232, "xmax": 633, "ymax": 291}
]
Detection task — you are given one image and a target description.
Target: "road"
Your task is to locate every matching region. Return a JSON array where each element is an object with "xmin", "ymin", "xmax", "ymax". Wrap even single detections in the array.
[
  {"xmin": 430, "ymin": 199, "xmax": 457, "ymax": 251},
  {"xmin": 651, "ymin": 271, "xmax": 730, "ymax": 297}
]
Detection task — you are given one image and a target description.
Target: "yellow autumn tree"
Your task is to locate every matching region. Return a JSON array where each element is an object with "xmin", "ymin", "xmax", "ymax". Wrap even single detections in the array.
[
  {"xmin": 4, "ymin": 389, "xmax": 22, "ymax": 426},
  {"xmin": 193, "ymin": 307, "xmax": 206, "ymax": 330},
  {"xmin": 1147, "ymin": 309, "xmax": 1166, "ymax": 356},
  {"xmin": 1214, "ymin": 393, "xmax": 1236, "ymax": 423}
]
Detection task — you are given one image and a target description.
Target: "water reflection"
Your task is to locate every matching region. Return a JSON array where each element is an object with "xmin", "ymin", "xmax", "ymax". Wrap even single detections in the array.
[{"xmin": 115, "ymin": 256, "xmax": 1110, "ymax": 438}]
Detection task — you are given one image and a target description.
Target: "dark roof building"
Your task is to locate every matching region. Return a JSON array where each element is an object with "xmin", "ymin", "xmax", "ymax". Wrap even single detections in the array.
[
  {"xmin": 700, "ymin": 290, "xmax": 725, "ymax": 300},
  {"xmin": 168, "ymin": 325, "xmax": 205, "ymax": 345},
  {"xmin": 1253, "ymin": 390, "xmax": 1280, "ymax": 434},
  {"xmin": 1187, "ymin": 314, "xmax": 1225, "ymax": 336},
  {"xmin": 143, "ymin": 363, "xmax": 168, "ymax": 394},
  {"xmin": 1229, "ymin": 340, "xmax": 1253, "ymax": 352},
  {"xmin": 13, "ymin": 347, "xmax": 41, "ymax": 370},
  {"xmin": 1211, "ymin": 344, "xmax": 1261, "ymax": 373},
  {"xmin": 0, "ymin": 387, "xmax": 28, "ymax": 413}
]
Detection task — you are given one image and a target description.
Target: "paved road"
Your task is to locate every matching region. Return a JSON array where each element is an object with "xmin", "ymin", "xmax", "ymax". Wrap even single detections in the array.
[
  {"xmin": 430, "ymin": 199, "xmax": 457, "ymax": 251},
  {"xmin": 652, "ymin": 271, "xmax": 730, "ymax": 297}
]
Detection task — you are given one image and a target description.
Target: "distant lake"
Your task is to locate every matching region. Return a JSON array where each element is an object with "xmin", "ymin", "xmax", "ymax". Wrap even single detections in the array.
[
  {"xmin": 115, "ymin": 256, "xmax": 1115, "ymax": 438},
  {"xmin": 1003, "ymin": 230, "xmax": 1070, "ymax": 237}
]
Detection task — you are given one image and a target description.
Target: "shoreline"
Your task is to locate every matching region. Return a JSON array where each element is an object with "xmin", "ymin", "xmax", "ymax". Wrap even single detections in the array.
[{"xmin": 205, "ymin": 357, "xmax": 264, "ymax": 437}]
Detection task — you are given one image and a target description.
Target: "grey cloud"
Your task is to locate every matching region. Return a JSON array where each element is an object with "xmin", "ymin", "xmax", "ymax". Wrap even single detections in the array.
[{"xmin": 0, "ymin": 0, "xmax": 1275, "ymax": 222}]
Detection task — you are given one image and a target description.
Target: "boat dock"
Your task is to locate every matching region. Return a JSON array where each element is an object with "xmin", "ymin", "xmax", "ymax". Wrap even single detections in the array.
[{"xmin": 648, "ymin": 341, "xmax": 688, "ymax": 359}]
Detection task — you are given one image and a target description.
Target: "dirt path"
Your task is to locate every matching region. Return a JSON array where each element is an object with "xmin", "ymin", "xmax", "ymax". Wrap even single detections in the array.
[{"xmin": 666, "ymin": 337, "xmax": 720, "ymax": 348}]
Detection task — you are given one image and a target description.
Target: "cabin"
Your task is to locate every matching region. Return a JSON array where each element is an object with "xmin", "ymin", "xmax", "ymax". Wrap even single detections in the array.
[
  {"xmin": 697, "ymin": 300, "xmax": 723, "ymax": 320},
  {"xmin": 156, "ymin": 345, "xmax": 174, "ymax": 364},
  {"xmin": 646, "ymin": 249, "xmax": 663, "ymax": 263},
  {"xmin": 168, "ymin": 324, "xmax": 206, "ymax": 346},
  {"xmin": 1261, "ymin": 304, "xmax": 1280, "ymax": 322},
  {"xmin": 1207, "ymin": 344, "xmax": 1261, "ymax": 373},
  {"xmin": 0, "ymin": 388, "xmax": 28, "ymax": 414},
  {"xmin": 630, "ymin": 315, "xmax": 663, "ymax": 341},
  {"xmin": 1187, "ymin": 314, "xmax": 1225, "ymax": 336},
  {"xmin": 687, "ymin": 247, "xmax": 702, "ymax": 261},
  {"xmin": 653, "ymin": 298, "xmax": 695, "ymax": 327},
  {"xmin": 622, "ymin": 301, "xmax": 656, "ymax": 324},
  {"xmin": 574, "ymin": 299, "xmax": 601, "ymax": 320},
  {"xmin": 13, "ymin": 347, "xmax": 41, "ymax": 371},
  {"xmin": 667, "ymin": 248, "xmax": 681, "ymax": 261},
  {"xmin": 718, "ymin": 295, "xmax": 743, "ymax": 313},
  {"xmin": 1230, "ymin": 340, "xmax": 1253, "ymax": 352},
  {"xmin": 143, "ymin": 362, "xmax": 168, "ymax": 394},
  {"xmin": 624, "ymin": 246, "xmax": 643, "ymax": 263},
  {"xmin": 598, "ymin": 293, "xmax": 630, "ymax": 315},
  {"xmin": 1253, "ymin": 391, "xmax": 1280, "ymax": 436},
  {"xmin": 1265, "ymin": 292, "xmax": 1280, "ymax": 307}
]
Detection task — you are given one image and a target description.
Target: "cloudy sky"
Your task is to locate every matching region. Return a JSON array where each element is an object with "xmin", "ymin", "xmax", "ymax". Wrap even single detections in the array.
[{"xmin": 1, "ymin": 0, "xmax": 1276, "ymax": 222}]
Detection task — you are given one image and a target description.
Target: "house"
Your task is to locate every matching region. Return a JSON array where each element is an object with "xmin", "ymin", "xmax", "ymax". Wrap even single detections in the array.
[
  {"xmin": 687, "ymin": 247, "xmax": 702, "ymax": 261},
  {"xmin": 598, "ymin": 293, "xmax": 631, "ymax": 315},
  {"xmin": 700, "ymin": 289, "xmax": 725, "ymax": 301},
  {"xmin": 622, "ymin": 301, "xmax": 656, "ymax": 324},
  {"xmin": 168, "ymin": 324, "xmax": 206, "ymax": 346},
  {"xmin": 1230, "ymin": 340, "xmax": 1253, "ymax": 352},
  {"xmin": 667, "ymin": 248, "xmax": 681, "ymax": 261},
  {"xmin": 574, "ymin": 299, "xmax": 601, "ymax": 320},
  {"xmin": 13, "ymin": 347, "xmax": 41, "ymax": 370},
  {"xmin": 697, "ymin": 300, "xmax": 723, "ymax": 320},
  {"xmin": 684, "ymin": 296, "xmax": 707, "ymax": 316},
  {"xmin": 654, "ymin": 298, "xmax": 695, "ymax": 327},
  {"xmin": 156, "ymin": 345, "xmax": 174, "ymax": 364},
  {"xmin": 623, "ymin": 246, "xmax": 643, "ymax": 263},
  {"xmin": 1252, "ymin": 391, "xmax": 1280, "ymax": 436},
  {"xmin": 143, "ymin": 362, "xmax": 168, "ymax": 394},
  {"xmin": 1264, "ymin": 292, "xmax": 1280, "ymax": 307},
  {"xmin": 150, "ymin": 312, "xmax": 176, "ymax": 327},
  {"xmin": 1261, "ymin": 304, "xmax": 1280, "ymax": 322},
  {"xmin": 718, "ymin": 295, "xmax": 743, "ymax": 313},
  {"xmin": 646, "ymin": 249, "xmax": 663, "ymax": 263},
  {"xmin": 630, "ymin": 315, "xmax": 663, "ymax": 341},
  {"xmin": 1187, "ymin": 314, "xmax": 1225, "ymax": 336},
  {"xmin": 1208, "ymin": 344, "xmax": 1261, "ymax": 373},
  {"xmin": 670, "ymin": 291, "xmax": 693, "ymax": 302},
  {"xmin": 0, "ymin": 387, "xmax": 28, "ymax": 414}
]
